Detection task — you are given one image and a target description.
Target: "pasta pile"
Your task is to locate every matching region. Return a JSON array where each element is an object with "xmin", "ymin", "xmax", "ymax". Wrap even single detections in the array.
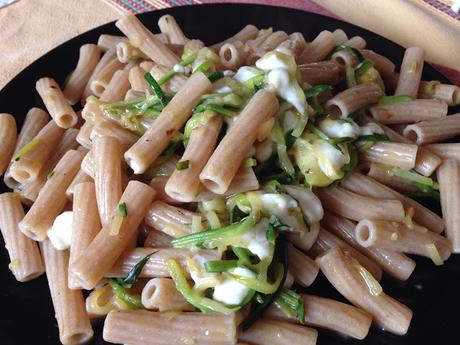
[{"xmin": 1, "ymin": 12, "xmax": 460, "ymax": 345}]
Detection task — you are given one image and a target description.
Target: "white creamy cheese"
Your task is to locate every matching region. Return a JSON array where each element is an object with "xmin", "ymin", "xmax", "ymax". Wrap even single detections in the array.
[
  {"xmin": 214, "ymin": 85, "xmax": 233, "ymax": 94},
  {"xmin": 233, "ymin": 66, "xmax": 262, "ymax": 83},
  {"xmin": 48, "ymin": 211, "xmax": 73, "ymax": 250},
  {"xmin": 359, "ymin": 122, "xmax": 384, "ymax": 136},
  {"xmin": 316, "ymin": 141, "xmax": 348, "ymax": 175},
  {"xmin": 319, "ymin": 118, "xmax": 360, "ymax": 138},
  {"xmin": 241, "ymin": 218, "xmax": 271, "ymax": 260},
  {"xmin": 172, "ymin": 64, "xmax": 186, "ymax": 73},
  {"xmin": 223, "ymin": 70, "xmax": 235, "ymax": 77},
  {"xmin": 282, "ymin": 110, "xmax": 298, "ymax": 133},
  {"xmin": 213, "ymin": 278, "xmax": 250, "ymax": 305}
]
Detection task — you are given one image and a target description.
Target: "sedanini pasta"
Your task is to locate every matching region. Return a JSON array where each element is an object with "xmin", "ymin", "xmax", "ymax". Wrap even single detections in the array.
[{"xmin": 1, "ymin": 12, "xmax": 460, "ymax": 345}]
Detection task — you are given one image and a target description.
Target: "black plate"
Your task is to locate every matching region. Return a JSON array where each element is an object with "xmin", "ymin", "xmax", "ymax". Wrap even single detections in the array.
[{"xmin": 0, "ymin": 3, "xmax": 459, "ymax": 345}]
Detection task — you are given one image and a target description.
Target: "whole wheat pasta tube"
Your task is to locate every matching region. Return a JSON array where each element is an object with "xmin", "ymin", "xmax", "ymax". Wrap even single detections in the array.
[
  {"xmin": 210, "ymin": 24, "xmax": 258, "ymax": 51},
  {"xmin": 403, "ymin": 113, "xmax": 460, "ymax": 144},
  {"xmin": 68, "ymin": 182, "xmax": 101, "ymax": 289},
  {"xmin": 395, "ymin": 47, "xmax": 424, "ymax": 98},
  {"xmin": 341, "ymin": 172, "xmax": 443, "ymax": 233},
  {"xmin": 316, "ymin": 186, "xmax": 405, "ymax": 222},
  {"xmin": 4, "ymin": 108, "xmax": 48, "ymax": 189},
  {"xmin": 90, "ymin": 120, "xmax": 139, "ymax": 151},
  {"xmin": 19, "ymin": 129, "xmax": 80, "ymax": 203},
  {"xmin": 195, "ymin": 167, "xmax": 260, "ymax": 201},
  {"xmin": 149, "ymin": 64, "xmax": 188, "ymax": 94},
  {"xmin": 90, "ymin": 58, "xmax": 125, "ymax": 96},
  {"xmin": 355, "ymin": 219, "xmax": 451, "ymax": 261},
  {"xmin": 82, "ymin": 47, "xmax": 118, "ymax": 100},
  {"xmin": 247, "ymin": 31, "xmax": 289, "ymax": 64},
  {"xmin": 63, "ymin": 44, "xmax": 101, "ymax": 105},
  {"xmin": 158, "ymin": 15, "xmax": 188, "ymax": 45},
  {"xmin": 116, "ymin": 13, "xmax": 180, "ymax": 68},
  {"xmin": 360, "ymin": 142, "xmax": 418, "ymax": 170},
  {"xmin": 326, "ymin": 82, "xmax": 383, "ymax": 118},
  {"xmin": 265, "ymin": 294, "xmax": 372, "ymax": 340},
  {"xmin": 219, "ymin": 42, "xmax": 247, "ymax": 69},
  {"xmin": 0, "ymin": 193, "xmax": 44, "ymax": 282},
  {"xmin": 76, "ymin": 120, "xmax": 94, "ymax": 149},
  {"xmin": 125, "ymin": 72, "xmax": 212, "ymax": 174},
  {"xmin": 150, "ymin": 176, "xmax": 183, "ymax": 205},
  {"xmin": 418, "ymin": 81, "xmax": 460, "ymax": 106},
  {"xmin": 41, "ymin": 240, "xmax": 93, "ymax": 345},
  {"xmin": 144, "ymin": 229, "xmax": 173, "ymax": 247},
  {"xmin": 332, "ymin": 29, "xmax": 348, "ymax": 44},
  {"xmin": 322, "ymin": 212, "xmax": 416, "ymax": 281},
  {"xmin": 366, "ymin": 163, "xmax": 418, "ymax": 194},
  {"xmin": 103, "ymin": 309, "xmax": 237, "ymax": 345},
  {"xmin": 0, "ymin": 113, "xmax": 17, "ymax": 175},
  {"xmin": 317, "ymin": 247, "xmax": 413, "ymax": 335},
  {"xmin": 99, "ymin": 62, "xmax": 133, "ymax": 103},
  {"xmin": 369, "ymin": 99, "xmax": 447, "ymax": 124},
  {"xmin": 65, "ymin": 169, "xmax": 92, "ymax": 200},
  {"xmin": 331, "ymin": 49, "xmax": 359, "ymax": 67},
  {"xmin": 298, "ymin": 30, "xmax": 336, "ymax": 64},
  {"xmin": 97, "ymin": 34, "xmax": 127, "ymax": 52},
  {"xmin": 69, "ymin": 181, "xmax": 155, "ymax": 289},
  {"xmin": 425, "ymin": 143, "xmax": 460, "ymax": 162},
  {"xmin": 93, "ymin": 136, "xmax": 123, "ymax": 227},
  {"xmin": 140, "ymin": 60, "xmax": 155, "ymax": 72},
  {"xmin": 360, "ymin": 50, "xmax": 395, "ymax": 80},
  {"xmin": 310, "ymin": 228, "xmax": 383, "ymax": 281},
  {"xmin": 239, "ymin": 318, "xmax": 317, "ymax": 345},
  {"xmin": 299, "ymin": 60, "xmax": 344, "ymax": 86},
  {"xmin": 81, "ymin": 150, "xmax": 95, "ymax": 178},
  {"xmin": 437, "ymin": 159, "xmax": 460, "ymax": 252},
  {"xmin": 19, "ymin": 149, "xmax": 84, "ymax": 241},
  {"xmin": 128, "ymin": 65, "xmax": 150, "ymax": 92},
  {"xmin": 287, "ymin": 243, "xmax": 319, "ymax": 287},
  {"xmin": 200, "ymin": 90, "xmax": 278, "ymax": 194},
  {"xmin": 106, "ymin": 247, "xmax": 221, "ymax": 278},
  {"xmin": 344, "ymin": 36, "xmax": 366, "ymax": 49},
  {"xmin": 165, "ymin": 113, "xmax": 223, "ymax": 202},
  {"xmin": 9, "ymin": 120, "xmax": 65, "ymax": 183},
  {"xmin": 144, "ymin": 201, "xmax": 200, "ymax": 237},
  {"xmin": 36, "ymin": 78, "xmax": 78, "ymax": 128},
  {"xmin": 116, "ymin": 41, "xmax": 148, "ymax": 63},
  {"xmin": 141, "ymin": 278, "xmax": 192, "ymax": 312},
  {"xmin": 275, "ymin": 32, "xmax": 307, "ymax": 59}
]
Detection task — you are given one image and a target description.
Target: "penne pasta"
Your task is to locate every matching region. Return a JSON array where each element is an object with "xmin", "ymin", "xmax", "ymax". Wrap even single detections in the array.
[
  {"xmin": 366, "ymin": 163, "xmax": 419, "ymax": 194},
  {"xmin": 360, "ymin": 142, "xmax": 418, "ymax": 170},
  {"xmin": 97, "ymin": 34, "xmax": 127, "ymax": 52},
  {"xmin": 90, "ymin": 58, "xmax": 125, "ymax": 96},
  {"xmin": 360, "ymin": 49, "xmax": 395, "ymax": 81},
  {"xmin": 128, "ymin": 65, "xmax": 151, "ymax": 92},
  {"xmin": 158, "ymin": 15, "xmax": 188, "ymax": 45},
  {"xmin": 403, "ymin": 113, "xmax": 460, "ymax": 144},
  {"xmin": 395, "ymin": 47, "xmax": 424, "ymax": 98},
  {"xmin": 0, "ymin": 193, "xmax": 44, "ymax": 282},
  {"xmin": 332, "ymin": 29, "xmax": 348, "ymax": 45},
  {"xmin": 65, "ymin": 169, "xmax": 92, "ymax": 200},
  {"xmin": 369, "ymin": 99, "xmax": 447, "ymax": 124},
  {"xmin": 141, "ymin": 278, "xmax": 192, "ymax": 312},
  {"xmin": 76, "ymin": 119, "xmax": 94, "ymax": 149},
  {"xmin": 82, "ymin": 47, "xmax": 118, "ymax": 100},
  {"xmin": 211, "ymin": 24, "xmax": 259, "ymax": 51},
  {"xmin": 287, "ymin": 243, "xmax": 319, "ymax": 287},
  {"xmin": 425, "ymin": 143, "xmax": 460, "ymax": 163},
  {"xmin": 220, "ymin": 41, "xmax": 248, "ymax": 69},
  {"xmin": 0, "ymin": 113, "xmax": 17, "ymax": 175},
  {"xmin": 344, "ymin": 36, "xmax": 366, "ymax": 49},
  {"xmin": 144, "ymin": 229, "xmax": 173, "ymax": 247},
  {"xmin": 149, "ymin": 64, "xmax": 188, "ymax": 93},
  {"xmin": 90, "ymin": 120, "xmax": 139, "ymax": 151},
  {"xmin": 99, "ymin": 62, "xmax": 133, "ymax": 103},
  {"xmin": 418, "ymin": 81, "xmax": 460, "ymax": 106},
  {"xmin": 298, "ymin": 30, "xmax": 336, "ymax": 64},
  {"xmin": 116, "ymin": 41, "xmax": 148, "ymax": 63}
]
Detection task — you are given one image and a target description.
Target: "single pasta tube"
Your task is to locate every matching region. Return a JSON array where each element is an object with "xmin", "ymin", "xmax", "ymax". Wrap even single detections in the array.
[
  {"xmin": 63, "ymin": 44, "xmax": 101, "ymax": 105},
  {"xmin": 97, "ymin": 34, "xmax": 127, "ymax": 51},
  {"xmin": 341, "ymin": 172, "xmax": 444, "ymax": 234},
  {"xmin": 106, "ymin": 247, "xmax": 221, "ymax": 278},
  {"xmin": 69, "ymin": 181, "xmax": 155, "ymax": 289},
  {"xmin": 19, "ymin": 129, "xmax": 80, "ymax": 203},
  {"xmin": 40, "ymin": 240, "xmax": 93, "ymax": 345},
  {"xmin": 65, "ymin": 169, "xmax": 92, "ymax": 200},
  {"xmin": 287, "ymin": 243, "xmax": 319, "ymax": 287},
  {"xmin": 299, "ymin": 60, "xmax": 344, "ymax": 86},
  {"xmin": 144, "ymin": 229, "xmax": 173, "ymax": 247},
  {"xmin": 331, "ymin": 49, "xmax": 359, "ymax": 68},
  {"xmin": 0, "ymin": 113, "xmax": 17, "ymax": 175},
  {"xmin": 93, "ymin": 136, "xmax": 123, "ymax": 227},
  {"xmin": 360, "ymin": 142, "xmax": 418, "ymax": 170},
  {"xmin": 316, "ymin": 247, "xmax": 413, "ymax": 335},
  {"xmin": 149, "ymin": 64, "xmax": 188, "ymax": 94},
  {"xmin": 210, "ymin": 24, "xmax": 258, "ymax": 51},
  {"xmin": 344, "ymin": 36, "xmax": 366, "ymax": 49},
  {"xmin": 3, "ymin": 108, "xmax": 48, "ymax": 189},
  {"xmin": 103, "ymin": 309, "xmax": 237, "ymax": 345},
  {"xmin": 76, "ymin": 120, "xmax": 94, "ymax": 149},
  {"xmin": 239, "ymin": 318, "xmax": 317, "ymax": 345},
  {"xmin": 437, "ymin": 159, "xmax": 460, "ymax": 252},
  {"xmin": 246, "ymin": 31, "xmax": 289, "ymax": 64},
  {"xmin": 332, "ymin": 29, "xmax": 348, "ymax": 45},
  {"xmin": 165, "ymin": 113, "xmax": 223, "ymax": 202},
  {"xmin": 322, "ymin": 211, "xmax": 416, "ymax": 281},
  {"xmin": 141, "ymin": 278, "xmax": 192, "ymax": 312},
  {"xmin": 144, "ymin": 201, "xmax": 201, "ymax": 237},
  {"xmin": 82, "ymin": 47, "xmax": 118, "ymax": 100},
  {"xmin": 0, "ymin": 193, "xmax": 44, "ymax": 282},
  {"xmin": 81, "ymin": 149, "xmax": 95, "ymax": 178},
  {"xmin": 366, "ymin": 163, "xmax": 419, "ymax": 194},
  {"xmin": 418, "ymin": 81, "xmax": 460, "ymax": 106},
  {"xmin": 99, "ymin": 62, "xmax": 133, "ymax": 103},
  {"xmin": 90, "ymin": 120, "xmax": 139, "ymax": 151},
  {"xmin": 361, "ymin": 50, "xmax": 395, "ymax": 81},
  {"xmin": 426, "ymin": 143, "xmax": 460, "ymax": 162},
  {"xmin": 150, "ymin": 176, "xmax": 184, "ymax": 205},
  {"xmin": 298, "ymin": 30, "xmax": 336, "ymax": 64},
  {"xmin": 19, "ymin": 149, "xmax": 84, "ymax": 241},
  {"xmin": 403, "ymin": 113, "xmax": 460, "ymax": 144},
  {"xmin": 275, "ymin": 32, "xmax": 307, "ymax": 59},
  {"xmin": 219, "ymin": 41, "xmax": 247, "ymax": 69},
  {"xmin": 125, "ymin": 72, "xmax": 212, "ymax": 174},
  {"xmin": 9, "ymin": 120, "xmax": 65, "ymax": 184},
  {"xmin": 369, "ymin": 99, "xmax": 447, "ymax": 125},
  {"xmin": 265, "ymin": 294, "xmax": 372, "ymax": 340},
  {"xmin": 115, "ymin": 13, "xmax": 180, "ymax": 68},
  {"xmin": 395, "ymin": 47, "xmax": 424, "ymax": 98},
  {"xmin": 355, "ymin": 219, "xmax": 451, "ymax": 261},
  {"xmin": 116, "ymin": 41, "xmax": 148, "ymax": 63},
  {"xmin": 158, "ymin": 15, "xmax": 188, "ymax": 44},
  {"xmin": 90, "ymin": 58, "xmax": 124, "ymax": 96},
  {"xmin": 200, "ymin": 90, "xmax": 278, "ymax": 194},
  {"xmin": 316, "ymin": 186, "xmax": 405, "ymax": 222},
  {"xmin": 309, "ymin": 228, "xmax": 383, "ymax": 281},
  {"xmin": 68, "ymin": 182, "xmax": 101, "ymax": 289},
  {"xmin": 128, "ymin": 65, "xmax": 150, "ymax": 92},
  {"xmin": 326, "ymin": 82, "xmax": 384, "ymax": 118},
  {"xmin": 36, "ymin": 78, "xmax": 79, "ymax": 128}
]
